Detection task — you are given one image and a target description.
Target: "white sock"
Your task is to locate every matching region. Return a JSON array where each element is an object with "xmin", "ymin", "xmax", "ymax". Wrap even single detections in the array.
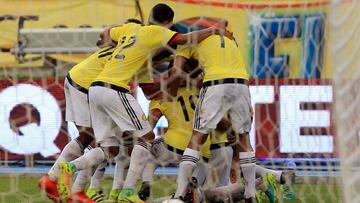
[
  {"xmin": 89, "ymin": 162, "xmax": 107, "ymax": 189},
  {"xmin": 71, "ymin": 147, "xmax": 106, "ymax": 171},
  {"xmin": 192, "ymin": 161, "xmax": 208, "ymax": 187},
  {"xmin": 209, "ymin": 147, "xmax": 232, "ymax": 187},
  {"xmin": 239, "ymin": 152, "xmax": 256, "ymax": 199},
  {"xmin": 48, "ymin": 139, "xmax": 84, "ymax": 181},
  {"xmin": 174, "ymin": 148, "xmax": 199, "ymax": 198},
  {"xmin": 255, "ymin": 165, "xmax": 282, "ymax": 183},
  {"xmin": 141, "ymin": 161, "xmax": 156, "ymax": 183},
  {"xmin": 72, "ymin": 167, "xmax": 93, "ymax": 193},
  {"xmin": 123, "ymin": 144, "xmax": 152, "ymax": 190},
  {"xmin": 112, "ymin": 154, "xmax": 129, "ymax": 190}
]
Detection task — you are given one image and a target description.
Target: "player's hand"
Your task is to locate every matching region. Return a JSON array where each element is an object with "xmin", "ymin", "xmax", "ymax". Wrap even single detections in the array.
[
  {"xmin": 227, "ymin": 129, "xmax": 237, "ymax": 144},
  {"xmin": 215, "ymin": 28, "xmax": 235, "ymax": 41}
]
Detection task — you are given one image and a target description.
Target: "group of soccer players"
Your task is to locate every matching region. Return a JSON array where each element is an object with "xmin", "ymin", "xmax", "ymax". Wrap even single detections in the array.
[{"xmin": 37, "ymin": 3, "xmax": 295, "ymax": 203}]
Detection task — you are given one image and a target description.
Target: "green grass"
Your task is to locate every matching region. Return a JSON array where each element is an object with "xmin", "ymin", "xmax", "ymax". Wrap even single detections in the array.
[{"xmin": 0, "ymin": 175, "xmax": 342, "ymax": 203}]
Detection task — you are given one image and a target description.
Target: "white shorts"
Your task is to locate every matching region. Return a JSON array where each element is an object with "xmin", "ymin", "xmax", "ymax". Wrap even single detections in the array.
[
  {"xmin": 193, "ymin": 83, "xmax": 252, "ymax": 134},
  {"xmin": 64, "ymin": 77, "xmax": 91, "ymax": 127},
  {"xmin": 89, "ymin": 85, "xmax": 151, "ymax": 146}
]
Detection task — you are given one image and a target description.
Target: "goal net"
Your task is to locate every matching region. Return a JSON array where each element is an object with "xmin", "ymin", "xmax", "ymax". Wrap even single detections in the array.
[
  {"xmin": 331, "ymin": 0, "xmax": 360, "ymax": 202},
  {"xmin": 0, "ymin": 0, "xmax": 357, "ymax": 202}
]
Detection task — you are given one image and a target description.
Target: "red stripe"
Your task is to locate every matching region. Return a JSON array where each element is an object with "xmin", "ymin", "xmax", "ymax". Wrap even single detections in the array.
[{"xmin": 171, "ymin": 0, "xmax": 331, "ymax": 9}]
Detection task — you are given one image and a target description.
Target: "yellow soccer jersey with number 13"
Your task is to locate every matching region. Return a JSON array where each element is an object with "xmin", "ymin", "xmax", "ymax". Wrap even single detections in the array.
[{"xmin": 94, "ymin": 23, "xmax": 177, "ymax": 89}]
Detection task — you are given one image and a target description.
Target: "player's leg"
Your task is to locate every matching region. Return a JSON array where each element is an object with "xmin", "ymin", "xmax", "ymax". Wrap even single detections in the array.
[
  {"xmin": 39, "ymin": 78, "xmax": 94, "ymax": 202},
  {"xmin": 203, "ymin": 178, "xmax": 265, "ymax": 203},
  {"xmin": 208, "ymin": 145, "xmax": 233, "ymax": 187},
  {"xmin": 174, "ymin": 85, "xmax": 230, "ymax": 199},
  {"xmin": 204, "ymin": 182, "xmax": 246, "ymax": 202},
  {"xmin": 229, "ymin": 83, "xmax": 256, "ymax": 202},
  {"xmin": 111, "ymin": 92, "xmax": 153, "ymax": 202},
  {"xmin": 137, "ymin": 161, "xmax": 156, "ymax": 201},
  {"xmin": 254, "ymin": 165, "xmax": 296, "ymax": 200},
  {"xmin": 57, "ymin": 86, "xmax": 123, "ymax": 200},
  {"xmin": 86, "ymin": 163, "xmax": 107, "ymax": 201},
  {"xmin": 47, "ymin": 128, "xmax": 93, "ymax": 182},
  {"xmin": 68, "ymin": 167, "xmax": 95, "ymax": 203},
  {"xmin": 174, "ymin": 130, "xmax": 209, "ymax": 199},
  {"xmin": 108, "ymin": 147, "xmax": 130, "ymax": 202}
]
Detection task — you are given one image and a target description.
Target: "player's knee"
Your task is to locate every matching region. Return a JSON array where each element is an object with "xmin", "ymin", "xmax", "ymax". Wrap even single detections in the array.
[
  {"xmin": 190, "ymin": 130, "xmax": 208, "ymax": 146},
  {"xmin": 100, "ymin": 146, "xmax": 119, "ymax": 160},
  {"xmin": 75, "ymin": 131, "xmax": 94, "ymax": 147},
  {"xmin": 141, "ymin": 131, "xmax": 155, "ymax": 143}
]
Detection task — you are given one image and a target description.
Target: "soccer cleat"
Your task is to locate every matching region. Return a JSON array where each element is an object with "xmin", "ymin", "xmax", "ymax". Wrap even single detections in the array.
[
  {"xmin": 281, "ymin": 184, "xmax": 296, "ymax": 200},
  {"xmin": 38, "ymin": 174, "xmax": 61, "ymax": 202},
  {"xmin": 117, "ymin": 188, "xmax": 145, "ymax": 203},
  {"xmin": 67, "ymin": 191, "xmax": 96, "ymax": 203},
  {"xmin": 58, "ymin": 162, "xmax": 77, "ymax": 200},
  {"xmin": 86, "ymin": 188, "xmax": 105, "ymax": 203},
  {"xmin": 263, "ymin": 174, "xmax": 278, "ymax": 203},
  {"xmin": 107, "ymin": 189, "xmax": 121, "ymax": 203},
  {"xmin": 138, "ymin": 181, "xmax": 151, "ymax": 201},
  {"xmin": 255, "ymin": 191, "xmax": 264, "ymax": 203},
  {"xmin": 280, "ymin": 171, "xmax": 296, "ymax": 200}
]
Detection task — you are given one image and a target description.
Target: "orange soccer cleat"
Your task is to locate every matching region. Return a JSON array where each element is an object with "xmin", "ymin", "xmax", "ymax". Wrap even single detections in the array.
[
  {"xmin": 38, "ymin": 174, "xmax": 61, "ymax": 202},
  {"xmin": 67, "ymin": 192, "xmax": 96, "ymax": 203}
]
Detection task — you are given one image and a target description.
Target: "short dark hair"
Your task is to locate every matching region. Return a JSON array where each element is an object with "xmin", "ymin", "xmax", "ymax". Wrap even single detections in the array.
[
  {"xmin": 125, "ymin": 18, "xmax": 143, "ymax": 25},
  {"xmin": 150, "ymin": 3, "xmax": 174, "ymax": 24}
]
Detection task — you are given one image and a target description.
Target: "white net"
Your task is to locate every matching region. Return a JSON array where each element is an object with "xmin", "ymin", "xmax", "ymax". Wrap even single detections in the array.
[
  {"xmin": 331, "ymin": 0, "xmax": 360, "ymax": 203},
  {"xmin": 0, "ymin": 0, "xmax": 356, "ymax": 202}
]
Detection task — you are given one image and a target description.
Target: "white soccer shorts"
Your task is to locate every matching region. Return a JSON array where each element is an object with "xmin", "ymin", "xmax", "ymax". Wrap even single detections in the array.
[
  {"xmin": 89, "ymin": 85, "xmax": 151, "ymax": 146},
  {"xmin": 193, "ymin": 83, "xmax": 252, "ymax": 134},
  {"xmin": 64, "ymin": 77, "xmax": 91, "ymax": 127}
]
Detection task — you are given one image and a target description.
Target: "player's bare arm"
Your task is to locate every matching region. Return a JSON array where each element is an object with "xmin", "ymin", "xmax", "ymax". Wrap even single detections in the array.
[
  {"xmin": 139, "ymin": 83, "xmax": 161, "ymax": 100},
  {"xmin": 170, "ymin": 27, "xmax": 234, "ymax": 45},
  {"xmin": 166, "ymin": 55, "xmax": 187, "ymax": 97},
  {"xmin": 149, "ymin": 107, "xmax": 163, "ymax": 129}
]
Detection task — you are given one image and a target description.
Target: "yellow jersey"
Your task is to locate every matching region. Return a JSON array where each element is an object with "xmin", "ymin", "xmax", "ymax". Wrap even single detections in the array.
[
  {"xmin": 150, "ymin": 87, "xmax": 229, "ymax": 158},
  {"xmin": 150, "ymin": 87, "xmax": 211, "ymax": 158},
  {"xmin": 176, "ymin": 35, "xmax": 249, "ymax": 82},
  {"xmin": 68, "ymin": 46, "xmax": 115, "ymax": 89},
  {"xmin": 94, "ymin": 23, "xmax": 177, "ymax": 89}
]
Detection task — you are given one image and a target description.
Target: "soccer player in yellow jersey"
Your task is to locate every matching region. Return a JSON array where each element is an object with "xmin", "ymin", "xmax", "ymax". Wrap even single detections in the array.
[
  {"xmin": 147, "ymin": 87, "xmax": 233, "ymax": 201},
  {"xmin": 38, "ymin": 43, "xmax": 115, "ymax": 203},
  {"xmin": 171, "ymin": 31, "xmax": 257, "ymax": 202},
  {"xmin": 39, "ymin": 19, "xmax": 144, "ymax": 203},
  {"xmin": 57, "ymin": 3, "xmax": 233, "ymax": 202}
]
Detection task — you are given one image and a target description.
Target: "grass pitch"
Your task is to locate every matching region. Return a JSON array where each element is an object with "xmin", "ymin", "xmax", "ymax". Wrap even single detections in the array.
[{"xmin": 0, "ymin": 175, "xmax": 342, "ymax": 203}]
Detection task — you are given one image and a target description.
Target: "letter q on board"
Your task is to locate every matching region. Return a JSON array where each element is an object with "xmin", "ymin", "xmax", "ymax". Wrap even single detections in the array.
[{"xmin": 0, "ymin": 84, "xmax": 61, "ymax": 157}]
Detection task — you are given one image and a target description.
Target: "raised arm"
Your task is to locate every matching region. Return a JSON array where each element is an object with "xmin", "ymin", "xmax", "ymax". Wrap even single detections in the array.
[
  {"xmin": 97, "ymin": 26, "xmax": 118, "ymax": 48},
  {"xmin": 170, "ymin": 27, "xmax": 234, "ymax": 45},
  {"xmin": 166, "ymin": 55, "xmax": 187, "ymax": 98}
]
